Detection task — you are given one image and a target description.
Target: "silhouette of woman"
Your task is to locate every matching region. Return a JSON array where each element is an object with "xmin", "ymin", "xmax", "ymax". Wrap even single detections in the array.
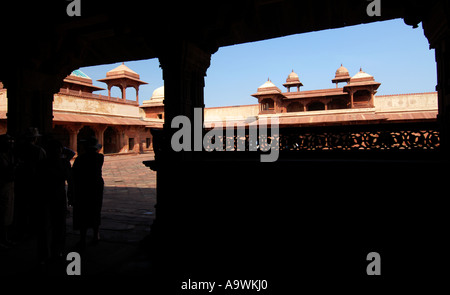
[{"xmin": 70, "ymin": 136, "xmax": 104, "ymax": 250}]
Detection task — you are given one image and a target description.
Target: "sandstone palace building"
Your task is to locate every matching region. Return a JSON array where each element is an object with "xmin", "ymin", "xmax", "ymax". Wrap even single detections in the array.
[
  {"xmin": 144, "ymin": 64, "xmax": 437, "ymax": 130},
  {"xmin": 1, "ymin": 63, "xmax": 438, "ymax": 154}
]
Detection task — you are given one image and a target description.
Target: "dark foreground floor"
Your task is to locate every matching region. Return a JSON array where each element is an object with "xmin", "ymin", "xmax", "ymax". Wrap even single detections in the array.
[{"xmin": 0, "ymin": 153, "xmax": 156, "ymax": 278}]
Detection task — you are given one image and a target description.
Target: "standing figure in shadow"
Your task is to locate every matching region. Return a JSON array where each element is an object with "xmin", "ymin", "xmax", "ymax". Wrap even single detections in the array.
[
  {"xmin": 37, "ymin": 138, "xmax": 71, "ymax": 264},
  {"xmin": 14, "ymin": 127, "xmax": 46, "ymax": 240},
  {"xmin": 70, "ymin": 136, "xmax": 104, "ymax": 251},
  {"xmin": 0, "ymin": 134, "xmax": 16, "ymax": 250}
]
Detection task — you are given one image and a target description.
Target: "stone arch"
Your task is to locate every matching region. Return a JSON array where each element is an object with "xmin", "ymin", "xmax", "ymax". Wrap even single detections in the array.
[
  {"xmin": 260, "ymin": 98, "xmax": 275, "ymax": 111},
  {"xmin": 126, "ymin": 87, "xmax": 138, "ymax": 101},
  {"xmin": 286, "ymin": 102, "xmax": 304, "ymax": 112},
  {"xmin": 307, "ymin": 101, "xmax": 325, "ymax": 111},
  {"xmin": 109, "ymin": 85, "xmax": 123, "ymax": 99},
  {"xmin": 328, "ymin": 98, "xmax": 348, "ymax": 110},
  {"xmin": 103, "ymin": 126, "xmax": 120, "ymax": 154},
  {"xmin": 77, "ymin": 125, "xmax": 96, "ymax": 153},
  {"xmin": 353, "ymin": 90, "xmax": 372, "ymax": 108},
  {"xmin": 53, "ymin": 124, "xmax": 70, "ymax": 148}
]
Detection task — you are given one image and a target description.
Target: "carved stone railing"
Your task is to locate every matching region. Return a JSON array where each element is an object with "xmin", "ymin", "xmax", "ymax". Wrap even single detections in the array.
[
  {"xmin": 145, "ymin": 121, "xmax": 441, "ymax": 169},
  {"xmin": 201, "ymin": 122, "xmax": 440, "ymax": 152},
  {"xmin": 278, "ymin": 122, "xmax": 440, "ymax": 151},
  {"xmin": 58, "ymin": 88, "xmax": 139, "ymax": 105}
]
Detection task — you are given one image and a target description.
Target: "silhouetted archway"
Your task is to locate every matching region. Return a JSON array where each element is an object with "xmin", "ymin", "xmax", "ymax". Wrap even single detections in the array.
[
  {"xmin": 104, "ymin": 126, "xmax": 120, "ymax": 154},
  {"xmin": 77, "ymin": 125, "xmax": 95, "ymax": 152},
  {"xmin": 53, "ymin": 125, "xmax": 70, "ymax": 148}
]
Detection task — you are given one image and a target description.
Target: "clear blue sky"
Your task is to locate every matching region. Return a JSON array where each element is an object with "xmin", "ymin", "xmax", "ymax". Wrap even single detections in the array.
[{"xmin": 80, "ymin": 19, "xmax": 436, "ymax": 108}]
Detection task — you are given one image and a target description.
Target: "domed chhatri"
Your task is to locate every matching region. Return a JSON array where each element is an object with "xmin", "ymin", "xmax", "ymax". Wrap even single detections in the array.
[
  {"xmin": 142, "ymin": 85, "xmax": 164, "ymax": 106},
  {"xmin": 106, "ymin": 62, "xmax": 140, "ymax": 78},
  {"xmin": 151, "ymin": 86, "xmax": 164, "ymax": 101},
  {"xmin": 287, "ymin": 70, "xmax": 300, "ymax": 82},
  {"xmin": 259, "ymin": 78, "xmax": 276, "ymax": 88},
  {"xmin": 351, "ymin": 68, "xmax": 374, "ymax": 80},
  {"xmin": 332, "ymin": 64, "xmax": 351, "ymax": 87},
  {"xmin": 62, "ymin": 69, "xmax": 105, "ymax": 92},
  {"xmin": 335, "ymin": 64, "xmax": 349, "ymax": 76},
  {"xmin": 283, "ymin": 70, "xmax": 303, "ymax": 92},
  {"xmin": 97, "ymin": 62, "xmax": 148, "ymax": 101},
  {"xmin": 251, "ymin": 64, "xmax": 382, "ymax": 113},
  {"xmin": 71, "ymin": 69, "xmax": 91, "ymax": 79},
  {"xmin": 256, "ymin": 78, "xmax": 282, "ymax": 94}
]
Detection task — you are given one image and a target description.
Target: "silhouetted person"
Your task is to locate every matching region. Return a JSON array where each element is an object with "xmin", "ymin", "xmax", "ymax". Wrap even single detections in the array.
[
  {"xmin": 0, "ymin": 134, "xmax": 15, "ymax": 249},
  {"xmin": 62, "ymin": 146, "xmax": 75, "ymax": 218},
  {"xmin": 37, "ymin": 139, "xmax": 71, "ymax": 263},
  {"xmin": 62, "ymin": 146, "xmax": 76, "ymax": 163},
  {"xmin": 14, "ymin": 127, "xmax": 46, "ymax": 240},
  {"xmin": 70, "ymin": 137, "xmax": 104, "ymax": 250}
]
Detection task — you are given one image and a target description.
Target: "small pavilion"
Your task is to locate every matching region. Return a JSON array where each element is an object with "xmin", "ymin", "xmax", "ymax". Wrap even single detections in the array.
[{"xmin": 98, "ymin": 63, "xmax": 148, "ymax": 102}]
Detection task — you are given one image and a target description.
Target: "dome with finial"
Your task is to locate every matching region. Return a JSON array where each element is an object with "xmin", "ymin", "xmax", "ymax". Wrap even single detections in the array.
[
  {"xmin": 345, "ymin": 67, "xmax": 380, "ymax": 89},
  {"xmin": 351, "ymin": 68, "xmax": 374, "ymax": 80},
  {"xmin": 252, "ymin": 78, "xmax": 282, "ymax": 96},
  {"xmin": 283, "ymin": 70, "xmax": 303, "ymax": 92},
  {"xmin": 106, "ymin": 62, "xmax": 140, "ymax": 79},
  {"xmin": 258, "ymin": 78, "xmax": 278, "ymax": 92},
  {"xmin": 335, "ymin": 64, "xmax": 349, "ymax": 77},
  {"xmin": 286, "ymin": 70, "xmax": 300, "ymax": 82},
  {"xmin": 98, "ymin": 62, "xmax": 148, "ymax": 88},
  {"xmin": 332, "ymin": 64, "xmax": 351, "ymax": 85}
]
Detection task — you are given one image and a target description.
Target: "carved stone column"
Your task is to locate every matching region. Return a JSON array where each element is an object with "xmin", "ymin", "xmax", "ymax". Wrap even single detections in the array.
[
  {"xmin": 93, "ymin": 125, "xmax": 107, "ymax": 154},
  {"xmin": 121, "ymin": 83, "xmax": 126, "ymax": 101},
  {"xmin": 66, "ymin": 124, "xmax": 82, "ymax": 154},
  {"xmin": 369, "ymin": 89, "xmax": 375, "ymax": 108},
  {"xmin": 158, "ymin": 40, "xmax": 215, "ymax": 157},
  {"xmin": 135, "ymin": 85, "xmax": 139, "ymax": 103},
  {"xmin": 349, "ymin": 89, "xmax": 354, "ymax": 109},
  {"xmin": 115, "ymin": 125, "xmax": 127, "ymax": 153},
  {"xmin": 146, "ymin": 40, "xmax": 216, "ymax": 277}
]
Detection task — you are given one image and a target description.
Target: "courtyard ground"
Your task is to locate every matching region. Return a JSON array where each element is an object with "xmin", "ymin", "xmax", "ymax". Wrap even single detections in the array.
[{"xmin": 0, "ymin": 152, "xmax": 156, "ymax": 276}]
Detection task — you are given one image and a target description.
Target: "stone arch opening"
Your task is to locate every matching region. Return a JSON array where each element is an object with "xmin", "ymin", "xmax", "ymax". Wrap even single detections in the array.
[
  {"xmin": 77, "ymin": 125, "xmax": 96, "ymax": 153},
  {"xmin": 126, "ymin": 87, "xmax": 138, "ymax": 102},
  {"xmin": 53, "ymin": 124, "xmax": 70, "ymax": 148},
  {"xmin": 286, "ymin": 102, "xmax": 304, "ymax": 112},
  {"xmin": 353, "ymin": 90, "xmax": 372, "ymax": 108},
  {"xmin": 328, "ymin": 99, "xmax": 348, "ymax": 110},
  {"xmin": 110, "ymin": 85, "xmax": 123, "ymax": 99},
  {"xmin": 104, "ymin": 126, "xmax": 120, "ymax": 154},
  {"xmin": 261, "ymin": 98, "xmax": 275, "ymax": 111},
  {"xmin": 307, "ymin": 101, "xmax": 325, "ymax": 111}
]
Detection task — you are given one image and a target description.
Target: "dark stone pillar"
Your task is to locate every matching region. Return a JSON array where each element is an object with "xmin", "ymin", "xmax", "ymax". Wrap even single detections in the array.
[
  {"xmin": 420, "ymin": 2, "xmax": 450, "ymax": 281},
  {"xmin": 423, "ymin": 2, "xmax": 450, "ymax": 158},
  {"xmin": 146, "ymin": 40, "xmax": 216, "ymax": 285},
  {"xmin": 4, "ymin": 69, "xmax": 58, "ymax": 137},
  {"xmin": 158, "ymin": 40, "xmax": 215, "ymax": 156}
]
